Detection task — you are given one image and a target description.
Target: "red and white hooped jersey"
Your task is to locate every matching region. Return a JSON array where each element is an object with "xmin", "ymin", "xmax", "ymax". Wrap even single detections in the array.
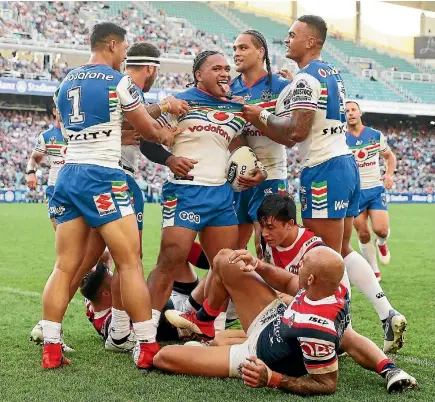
[
  {"xmin": 85, "ymin": 299, "xmax": 112, "ymax": 340},
  {"xmin": 262, "ymin": 227, "xmax": 325, "ymax": 274}
]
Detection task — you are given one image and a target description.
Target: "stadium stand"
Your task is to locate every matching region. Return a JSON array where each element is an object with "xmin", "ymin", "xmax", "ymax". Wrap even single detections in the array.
[{"xmin": 0, "ymin": 1, "xmax": 434, "ymax": 202}]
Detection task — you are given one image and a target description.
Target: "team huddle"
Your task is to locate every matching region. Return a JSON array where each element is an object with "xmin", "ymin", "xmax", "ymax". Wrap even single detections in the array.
[{"xmin": 25, "ymin": 15, "xmax": 419, "ymax": 396}]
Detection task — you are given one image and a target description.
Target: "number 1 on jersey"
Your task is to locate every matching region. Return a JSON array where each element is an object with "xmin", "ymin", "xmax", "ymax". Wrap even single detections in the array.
[{"xmin": 67, "ymin": 86, "xmax": 85, "ymax": 124}]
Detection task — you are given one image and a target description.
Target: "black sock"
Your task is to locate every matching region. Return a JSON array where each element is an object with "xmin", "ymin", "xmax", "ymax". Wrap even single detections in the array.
[
  {"xmin": 188, "ymin": 295, "xmax": 201, "ymax": 311},
  {"xmin": 173, "ymin": 278, "xmax": 199, "ymax": 295}
]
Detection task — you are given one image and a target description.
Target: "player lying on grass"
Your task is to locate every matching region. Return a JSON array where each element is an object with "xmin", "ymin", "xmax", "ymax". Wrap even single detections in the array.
[
  {"xmin": 79, "ymin": 263, "xmax": 244, "ymax": 346},
  {"xmin": 157, "ymin": 196, "xmax": 418, "ymax": 395}
]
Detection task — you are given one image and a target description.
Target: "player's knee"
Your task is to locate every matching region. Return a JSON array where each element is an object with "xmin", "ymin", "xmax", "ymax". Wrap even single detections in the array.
[
  {"xmin": 156, "ymin": 245, "xmax": 188, "ymax": 275},
  {"xmin": 374, "ymin": 227, "xmax": 389, "ymax": 239},
  {"xmin": 212, "ymin": 249, "xmax": 233, "ymax": 272},
  {"xmin": 357, "ymin": 228, "xmax": 371, "ymax": 244}
]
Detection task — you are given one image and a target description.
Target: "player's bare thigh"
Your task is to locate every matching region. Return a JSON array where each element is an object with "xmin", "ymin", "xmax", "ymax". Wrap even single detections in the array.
[
  {"xmin": 212, "ymin": 329, "xmax": 248, "ymax": 346},
  {"xmin": 368, "ymin": 209, "xmax": 390, "ymax": 239},
  {"xmin": 302, "ymin": 218, "xmax": 344, "ymax": 253},
  {"xmin": 50, "ymin": 218, "xmax": 57, "ymax": 231},
  {"xmin": 211, "ymin": 248, "xmax": 277, "ymax": 332},
  {"xmin": 353, "ymin": 210, "xmax": 371, "ymax": 243},
  {"xmin": 55, "ymin": 216, "xmax": 91, "ymax": 275},
  {"xmin": 97, "ymin": 214, "xmax": 140, "ymax": 269},
  {"xmin": 154, "ymin": 344, "xmax": 231, "ymax": 377},
  {"xmin": 342, "ymin": 216, "xmax": 355, "ymax": 257},
  {"xmin": 238, "ymin": 223, "xmax": 254, "ymax": 249}
]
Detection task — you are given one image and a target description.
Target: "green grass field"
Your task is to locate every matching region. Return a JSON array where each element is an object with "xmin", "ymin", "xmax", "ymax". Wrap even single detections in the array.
[{"xmin": 0, "ymin": 203, "xmax": 434, "ymax": 402}]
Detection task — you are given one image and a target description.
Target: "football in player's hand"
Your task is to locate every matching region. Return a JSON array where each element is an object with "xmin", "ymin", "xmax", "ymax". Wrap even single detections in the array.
[{"xmin": 226, "ymin": 146, "xmax": 258, "ymax": 192}]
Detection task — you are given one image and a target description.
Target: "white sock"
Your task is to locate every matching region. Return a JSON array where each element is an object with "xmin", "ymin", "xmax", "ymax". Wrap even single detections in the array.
[
  {"xmin": 152, "ymin": 309, "xmax": 161, "ymax": 328},
  {"xmin": 183, "ymin": 298, "xmax": 197, "ymax": 313},
  {"xmin": 340, "ymin": 269, "xmax": 352, "ymax": 329},
  {"xmin": 344, "ymin": 251, "xmax": 393, "ymax": 321},
  {"xmin": 214, "ymin": 312, "xmax": 227, "ymax": 331},
  {"xmin": 376, "ymin": 229, "xmax": 390, "ymax": 246},
  {"xmin": 133, "ymin": 320, "xmax": 156, "ymax": 343},
  {"xmin": 359, "ymin": 240, "xmax": 380, "ymax": 274},
  {"xmin": 226, "ymin": 300, "xmax": 238, "ymax": 321},
  {"xmin": 41, "ymin": 320, "xmax": 62, "ymax": 344},
  {"xmin": 110, "ymin": 308, "xmax": 131, "ymax": 339}
]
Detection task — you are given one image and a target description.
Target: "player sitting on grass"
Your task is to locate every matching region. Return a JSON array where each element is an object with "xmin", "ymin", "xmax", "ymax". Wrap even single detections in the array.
[{"xmin": 157, "ymin": 196, "xmax": 418, "ymax": 395}]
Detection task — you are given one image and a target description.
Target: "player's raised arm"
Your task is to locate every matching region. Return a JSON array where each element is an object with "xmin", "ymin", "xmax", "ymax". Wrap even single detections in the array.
[{"xmin": 243, "ymin": 74, "xmax": 318, "ymax": 146}]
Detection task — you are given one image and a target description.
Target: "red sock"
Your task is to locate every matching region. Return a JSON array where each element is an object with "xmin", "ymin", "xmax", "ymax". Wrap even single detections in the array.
[{"xmin": 196, "ymin": 299, "xmax": 221, "ymax": 322}]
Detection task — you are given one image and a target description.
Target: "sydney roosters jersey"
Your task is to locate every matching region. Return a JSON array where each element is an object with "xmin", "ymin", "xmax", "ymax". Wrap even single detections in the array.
[
  {"xmin": 262, "ymin": 227, "xmax": 325, "ymax": 274},
  {"xmin": 256, "ymin": 284, "xmax": 350, "ymax": 377},
  {"xmin": 85, "ymin": 300, "xmax": 112, "ymax": 340},
  {"xmin": 158, "ymin": 87, "xmax": 246, "ymax": 186}
]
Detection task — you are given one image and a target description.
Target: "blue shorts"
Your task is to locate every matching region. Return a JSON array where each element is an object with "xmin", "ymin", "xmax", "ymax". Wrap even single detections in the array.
[
  {"xmin": 300, "ymin": 155, "xmax": 360, "ymax": 219},
  {"xmin": 50, "ymin": 164, "xmax": 134, "ymax": 228},
  {"xmin": 161, "ymin": 182, "xmax": 238, "ymax": 231},
  {"xmin": 359, "ymin": 186, "xmax": 387, "ymax": 213},
  {"xmin": 126, "ymin": 174, "xmax": 144, "ymax": 230},
  {"xmin": 235, "ymin": 179, "xmax": 288, "ymax": 224},
  {"xmin": 45, "ymin": 185, "xmax": 55, "ymax": 219}
]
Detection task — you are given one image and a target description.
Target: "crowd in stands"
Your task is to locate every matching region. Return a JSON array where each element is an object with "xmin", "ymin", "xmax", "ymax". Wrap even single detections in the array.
[{"xmin": 1, "ymin": 110, "xmax": 434, "ymax": 203}]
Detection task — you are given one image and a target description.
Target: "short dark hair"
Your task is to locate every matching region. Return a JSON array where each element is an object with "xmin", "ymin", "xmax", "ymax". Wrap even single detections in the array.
[
  {"xmin": 257, "ymin": 194, "xmax": 297, "ymax": 226},
  {"xmin": 298, "ymin": 15, "xmax": 327, "ymax": 45},
  {"xmin": 79, "ymin": 263, "xmax": 109, "ymax": 301},
  {"xmin": 127, "ymin": 42, "xmax": 160, "ymax": 59},
  {"xmin": 90, "ymin": 22, "xmax": 126, "ymax": 51},
  {"xmin": 346, "ymin": 100, "xmax": 361, "ymax": 110}
]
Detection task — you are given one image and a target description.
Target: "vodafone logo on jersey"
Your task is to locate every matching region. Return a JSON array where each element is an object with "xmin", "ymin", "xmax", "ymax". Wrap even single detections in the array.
[
  {"xmin": 206, "ymin": 111, "xmax": 235, "ymax": 125},
  {"xmin": 353, "ymin": 148, "xmax": 369, "ymax": 162},
  {"xmin": 358, "ymin": 161, "xmax": 376, "ymax": 168}
]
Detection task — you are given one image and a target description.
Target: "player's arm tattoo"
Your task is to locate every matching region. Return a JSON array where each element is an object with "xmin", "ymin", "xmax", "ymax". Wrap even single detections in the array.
[
  {"xmin": 266, "ymin": 109, "xmax": 315, "ymax": 145},
  {"xmin": 145, "ymin": 103, "xmax": 163, "ymax": 120},
  {"xmin": 256, "ymin": 260, "xmax": 298, "ymax": 296},
  {"xmin": 278, "ymin": 371, "xmax": 337, "ymax": 395}
]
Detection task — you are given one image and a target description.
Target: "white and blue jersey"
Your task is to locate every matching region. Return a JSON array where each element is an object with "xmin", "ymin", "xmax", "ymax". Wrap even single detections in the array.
[
  {"xmin": 231, "ymin": 73, "xmax": 289, "ymax": 224},
  {"xmin": 50, "ymin": 65, "xmax": 140, "ymax": 227},
  {"xmin": 158, "ymin": 87, "xmax": 246, "ymax": 231},
  {"xmin": 347, "ymin": 126, "xmax": 389, "ymax": 212},
  {"xmin": 275, "ymin": 60, "xmax": 359, "ymax": 219},
  {"xmin": 35, "ymin": 125, "xmax": 67, "ymax": 218}
]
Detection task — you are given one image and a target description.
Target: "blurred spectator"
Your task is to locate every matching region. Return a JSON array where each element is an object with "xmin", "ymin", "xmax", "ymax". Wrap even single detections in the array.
[{"xmin": 1, "ymin": 110, "xmax": 434, "ymax": 202}]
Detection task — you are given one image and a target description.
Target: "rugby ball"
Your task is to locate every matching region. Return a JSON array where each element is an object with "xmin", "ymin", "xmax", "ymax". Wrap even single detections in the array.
[{"xmin": 226, "ymin": 146, "xmax": 258, "ymax": 192}]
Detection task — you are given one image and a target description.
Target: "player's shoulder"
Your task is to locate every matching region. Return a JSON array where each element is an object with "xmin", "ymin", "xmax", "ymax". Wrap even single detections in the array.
[
  {"xmin": 270, "ymin": 73, "xmax": 291, "ymax": 91},
  {"xmin": 63, "ymin": 65, "xmax": 125, "ymax": 85},
  {"xmin": 364, "ymin": 126, "xmax": 383, "ymax": 138},
  {"xmin": 300, "ymin": 227, "xmax": 325, "ymax": 249},
  {"xmin": 300, "ymin": 60, "xmax": 337, "ymax": 81}
]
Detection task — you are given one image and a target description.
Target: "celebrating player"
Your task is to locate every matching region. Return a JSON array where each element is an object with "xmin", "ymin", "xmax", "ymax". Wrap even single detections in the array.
[
  {"xmin": 41, "ymin": 23, "xmax": 178, "ymax": 369},
  {"xmin": 25, "ymin": 105, "xmax": 66, "ymax": 231},
  {"xmin": 230, "ymin": 30, "xmax": 290, "ymax": 254},
  {"xmin": 158, "ymin": 243, "xmax": 417, "ymax": 395},
  {"xmin": 346, "ymin": 101, "xmax": 396, "ymax": 279},
  {"xmin": 242, "ymin": 15, "xmax": 407, "ymax": 353},
  {"xmin": 146, "ymin": 51, "xmax": 247, "ymax": 330}
]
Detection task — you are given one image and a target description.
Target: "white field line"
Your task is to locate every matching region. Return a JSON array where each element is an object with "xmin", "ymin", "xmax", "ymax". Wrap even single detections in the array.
[{"xmin": 0, "ymin": 286, "xmax": 81, "ymax": 304}]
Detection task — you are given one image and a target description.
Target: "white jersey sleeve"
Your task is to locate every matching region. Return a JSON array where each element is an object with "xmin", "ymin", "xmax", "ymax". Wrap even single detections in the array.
[
  {"xmin": 379, "ymin": 132, "xmax": 389, "ymax": 153},
  {"xmin": 35, "ymin": 132, "xmax": 46, "ymax": 154},
  {"xmin": 287, "ymin": 73, "xmax": 321, "ymax": 112},
  {"xmin": 157, "ymin": 113, "xmax": 178, "ymax": 129},
  {"xmin": 116, "ymin": 75, "xmax": 142, "ymax": 113}
]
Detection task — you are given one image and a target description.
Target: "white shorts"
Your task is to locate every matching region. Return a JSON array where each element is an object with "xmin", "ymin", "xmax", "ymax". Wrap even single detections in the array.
[
  {"xmin": 170, "ymin": 290, "xmax": 189, "ymax": 311},
  {"xmin": 229, "ymin": 298, "xmax": 284, "ymax": 378}
]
